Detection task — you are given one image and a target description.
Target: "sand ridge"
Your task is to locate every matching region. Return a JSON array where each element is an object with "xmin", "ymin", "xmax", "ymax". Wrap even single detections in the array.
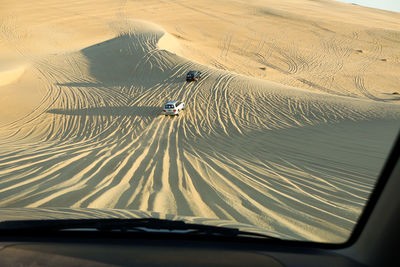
[{"xmin": 0, "ymin": 0, "xmax": 399, "ymax": 242}]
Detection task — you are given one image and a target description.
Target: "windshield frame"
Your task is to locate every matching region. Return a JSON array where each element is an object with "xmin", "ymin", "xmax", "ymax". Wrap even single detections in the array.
[{"xmin": 340, "ymin": 131, "xmax": 400, "ymax": 247}]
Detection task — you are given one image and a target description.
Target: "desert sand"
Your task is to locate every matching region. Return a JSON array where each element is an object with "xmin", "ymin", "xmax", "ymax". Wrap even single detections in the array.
[{"xmin": 0, "ymin": 0, "xmax": 399, "ymax": 242}]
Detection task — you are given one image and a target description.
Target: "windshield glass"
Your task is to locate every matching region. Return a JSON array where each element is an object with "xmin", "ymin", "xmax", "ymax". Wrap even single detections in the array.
[{"xmin": 0, "ymin": 0, "xmax": 399, "ymax": 243}]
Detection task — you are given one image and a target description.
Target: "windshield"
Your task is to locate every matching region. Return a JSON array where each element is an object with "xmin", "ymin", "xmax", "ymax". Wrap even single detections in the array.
[{"xmin": 0, "ymin": 0, "xmax": 399, "ymax": 243}]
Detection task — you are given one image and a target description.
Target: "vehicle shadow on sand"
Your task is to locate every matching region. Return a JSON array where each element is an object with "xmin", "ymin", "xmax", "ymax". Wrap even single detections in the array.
[
  {"xmin": 47, "ymin": 106, "xmax": 161, "ymax": 118},
  {"xmin": 55, "ymin": 82, "xmax": 107, "ymax": 88}
]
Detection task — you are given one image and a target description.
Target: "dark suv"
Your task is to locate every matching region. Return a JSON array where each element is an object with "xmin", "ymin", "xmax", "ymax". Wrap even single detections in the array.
[{"xmin": 186, "ymin": 70, "xmax": 201, "ymax": 82}]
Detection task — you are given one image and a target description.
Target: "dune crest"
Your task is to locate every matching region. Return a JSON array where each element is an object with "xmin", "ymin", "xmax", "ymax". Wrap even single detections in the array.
[
  {"xmin": 157, "ymin": 32, "xmax": 183, "ymax": 56},
  {"xmin": 0, "ymin": 64, "xmax": 27, "ymax": 87}
]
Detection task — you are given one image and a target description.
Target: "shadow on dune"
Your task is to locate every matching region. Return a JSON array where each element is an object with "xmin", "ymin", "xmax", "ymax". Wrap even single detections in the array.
[
  {"xmin": 55, "ymin": 82, "xmax": 107, "ymax": 88},
  {"xmin": 47, "ymin": 106, "xmax": 160, "ymax": 117},
  {"xmin": 79, "ymin": 32, "xmax": 183, "ymax": 89}
]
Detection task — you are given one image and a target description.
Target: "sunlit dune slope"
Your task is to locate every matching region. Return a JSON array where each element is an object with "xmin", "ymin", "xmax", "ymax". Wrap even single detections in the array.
[
  {"xmin": 124, "ymin": 0, "xmax": 400, "ymax": 101},
  {"xmin": 0, "ymin": 0, "xmax": 399, "ymax": 243}
]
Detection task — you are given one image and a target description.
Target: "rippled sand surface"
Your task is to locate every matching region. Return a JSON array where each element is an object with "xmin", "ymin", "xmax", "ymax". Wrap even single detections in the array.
[{"xmin": 1, "ymin": 0, "xmax": 399, "ymax": 242}]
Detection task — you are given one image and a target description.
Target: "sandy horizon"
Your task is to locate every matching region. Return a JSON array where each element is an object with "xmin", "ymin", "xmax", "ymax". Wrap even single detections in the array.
[{"xmin": 0, "ymin": 0, "xmax": 399, "ymax": 242}]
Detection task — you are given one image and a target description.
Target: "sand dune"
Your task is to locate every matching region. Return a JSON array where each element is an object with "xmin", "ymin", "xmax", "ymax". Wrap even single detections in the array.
[
  {"xmin": 0, "ymin": 64, "xmax": 27, "ymax": 87},
  {"xmin": 0, "ymin": 0, "xmax": 399, "ymax": 242}
]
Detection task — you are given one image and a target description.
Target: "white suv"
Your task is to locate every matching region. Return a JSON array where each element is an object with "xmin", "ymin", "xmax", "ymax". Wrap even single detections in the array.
[{"xmin": 162, "ymin": 100, "xmax": 185, "ymax": 116}]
